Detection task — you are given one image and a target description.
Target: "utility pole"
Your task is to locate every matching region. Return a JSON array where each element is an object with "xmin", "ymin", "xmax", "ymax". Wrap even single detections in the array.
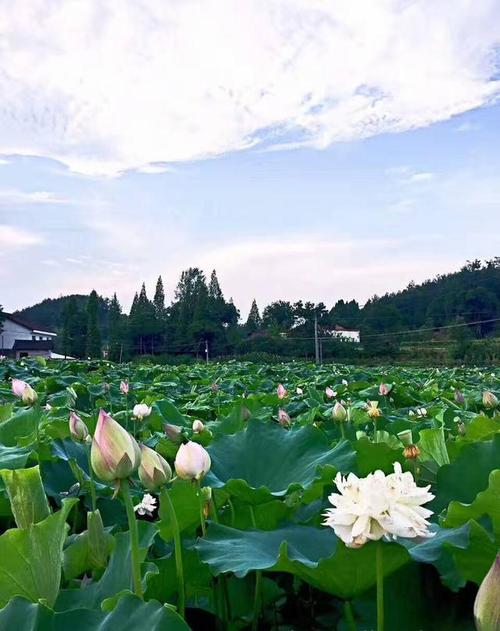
[
  {"xmin": 205, "ymin": 339, "xmax": 209, "ymax": 364},
  {"xmin": 314, "ymin": 313, "xmax": 320, "ymax": 365}
]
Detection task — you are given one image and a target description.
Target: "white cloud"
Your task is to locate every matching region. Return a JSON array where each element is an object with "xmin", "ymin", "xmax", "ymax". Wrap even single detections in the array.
[
  {"xmin": 0, "ymin": 1, "xmax": 499, "ymax": 175},
  {"xmin": 0, "ymin": 188, "xmax": 70, "ymax": 205},
  {"xmin": 0, "ymin": 224, "xmax": 43, "ymax": 249},
  {"xmin": 409, "ymin": 172, "xmax": 434, "ymax": 183}
]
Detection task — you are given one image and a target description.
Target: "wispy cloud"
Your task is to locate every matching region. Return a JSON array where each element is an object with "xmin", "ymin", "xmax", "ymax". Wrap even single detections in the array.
[
  {"xmin": 0, "ymin": 188, "xmax": 71, "ymax": 205},
  {"xmin": 0, "ymin": 224, "xmax": 43, "ymax": 250},
  {"xmin": 0, "ymin": 1, "xmax": 499, "ymax": 175}
]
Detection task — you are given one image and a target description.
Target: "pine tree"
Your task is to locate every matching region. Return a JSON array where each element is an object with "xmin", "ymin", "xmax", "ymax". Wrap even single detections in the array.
[
  {"xmin": 208, "ymin": 270, "xmax": 223, "ymax": 300},
  {"xmin": 85, "ymin": 290, "xmax": 102, "ymax": 358},
  {"xmin": 245, "ymin": 299, "xmax": 262, "ymax": 333},
  {"xmin": 153, "ymin": 276, "xmax": 166, "ymax": 318},
  {"xmin": 108, "ymin": 293, "xmax": 123, "ymax": 361}
]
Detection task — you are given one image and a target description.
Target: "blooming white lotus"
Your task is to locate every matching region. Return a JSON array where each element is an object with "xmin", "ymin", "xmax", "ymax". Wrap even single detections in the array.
[
  {"xmin": 134, "ymin": 493, "xmax": 157, "ymax": 517},
  {"xmin": 133, "ymin": 403, "xmax": 152, "ymax": 420},
  {"xmin": 323, "ymin": 462, "xmax": 434, "ymax": 548}
]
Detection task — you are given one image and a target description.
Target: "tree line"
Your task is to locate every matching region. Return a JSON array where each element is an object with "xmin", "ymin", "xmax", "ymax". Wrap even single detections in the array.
[{"xmin": 11, "ymin": 258, "xmax": 500, "ymax": 362}]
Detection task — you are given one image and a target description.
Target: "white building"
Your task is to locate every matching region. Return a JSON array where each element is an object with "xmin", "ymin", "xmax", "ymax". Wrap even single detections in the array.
[
  {"xmin": 0, "ymin": 313, "xmax": 58, "ymax": 359},
  {"xmin": 324, "ymin": 325, "xmax": 361, "ymax": 343}
]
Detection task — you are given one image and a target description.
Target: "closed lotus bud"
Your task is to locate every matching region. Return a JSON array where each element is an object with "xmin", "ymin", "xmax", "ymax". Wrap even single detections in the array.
[
  {"xmin": 325, "ymin": 387, "xmax": 335, "ymax": 398},
  {"xmin": 12, "ymin": 379, "xmax": 38, "ymax": 405},
  {"xmin": 403, "ymin": 444, "xmax": 420, "ymax": 460},
  {"xmin": 296, "ymin": 387, "xmax": 303, "ymax": 395},
  {"xmin": 454, "ymin": 389, "xmax": 465, "ymax": 404},
  {"xmin": 379, "ymin": 383, "xmax": 390, "ymax": 396},
  {"xmin": 120, "ymin": 380, "xmax": 129, "ymax": 395},
  {"xmin": 91, "ymin": 410, "xmax": 141, "ymax": 482},
  {"xmin": 133, "ymin": 403, "xmax": 152, "ymax": 420},
  {"xmin": 277, "ymin": 384, "xmax": 287, "ymax": 399},
  {"xmin": 332, "ymin": 402, "xmax": 347, "ymax": 422},
  {"xmin": 474, "ymin": 552, "xmax": 500, "ymax": 631},
  {"xmin": 192, "ymin": 419, "xmax": 204, "ymax": 433},
  {"xmin": 482, "ymin": 391, "xmax": 498, "ymax": 409},
  {"xmin": 397, "ymin": 429, "xmax": 413, "ymax": 447},
  {"xmin": 174, "ymin": 441, "xmax": 211, "ymax": 481},
  {"xmin": 164, "ymin": 423, "xmax": 183, "ymax": 443},
  {"xmin": 69, "ymin": 411, "xmax": 89, "ymax": 442},
  {"xmin": 138, "ymin": 444, "xmax": 172, "ymax": 491},
  {"xmin": 278, "ymin": 408, "xmax": 291, "ymax": 427}
]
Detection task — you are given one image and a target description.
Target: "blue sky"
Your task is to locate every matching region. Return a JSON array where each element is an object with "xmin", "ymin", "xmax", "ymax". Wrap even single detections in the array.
[{"xmin": 1, "ymin": 1, "xmax": 499, "ymax": 317}]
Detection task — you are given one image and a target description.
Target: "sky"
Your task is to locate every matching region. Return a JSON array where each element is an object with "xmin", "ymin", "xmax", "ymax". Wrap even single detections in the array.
[{"xmin": 1, "ymin": 0, "xmax": 500, "ymax": 318}]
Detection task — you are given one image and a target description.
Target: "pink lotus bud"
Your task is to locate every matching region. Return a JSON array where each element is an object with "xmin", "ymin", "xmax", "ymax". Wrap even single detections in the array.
[
  {"xmin": 69, "ymin": 411, "xmax": 89, "ymax": 442},
  {"xmin": 138, "ymin": 444, "xmax": 172, "ymax": 491},
  {"xmin": 133, "ymin": 403, "xmax": 152, "ymax": 420},
  {"xmin": 379, "ymin": 383, "xmax": 390, "ymax": 396},
  {"xmin": 91, "ymin": 410, "xmax": 141, "ymax": 482},
  {"xmin": 454, "ymin": 389, "xmax": 465, "ymax": 404},
  {"xmin": 474, "ymin": 552, "xmax": 500, "ymax": 631},
  {"xmin": 278, "ymin": 408, "xmax": 291, "ymax": 427},
  {"xmin": 332, "ymin": 401, "xmax": 347, "ymax": 422},
  {"xmin": 192, "ymin": 420, "xmax": 204, "ymax": 433},
  {"xmin": 277, "ymin": 384, "xmax": 287, "ymax": 399},
  {"xmin": 296, "ymin": 387, "xmax": 303, "ymax": 395},
  {"xmin": 174, "ymin": 441, "xmax": 211, "ymax": 481},
  {"xmin": 164, "ymin": 424, "xmax": 183, "ymax": 443},
  {"xmin": 11, "ymin": 379, "xmax": 38, "ymax": 405},
  {"xmin": 325, "ymin": 387, "xmax": 336, "ymax": 398},
  {"xmin": 482, "ymin": 391, "xmax": 498, "ymax": 409},
  {"xmin": 120, "ymin": 380, "xmax": 129, "ymax": 395}
]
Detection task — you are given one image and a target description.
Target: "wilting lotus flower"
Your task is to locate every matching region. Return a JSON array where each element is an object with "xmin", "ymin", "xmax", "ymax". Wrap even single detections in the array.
[
  {"xmin": 474, "ymin": 552, "xmax": 500, "ymax": 631},
  {"xmin": 379, "ymin": 383, "xmax": 390, "ymax": 396},
  {"xmin": 11, "ymin": 379, "xmax": 38, "ymax": 405},
  {"xmin": 69, "ymin": 411, "xmax": 89, "ymax": 442},
  {"xmin": 454, "ymin": 389, "xmax": 465, "ymax": 404},
  {"xmin": 120, "ymin": 380, "xmax": 129, "ymax": 395},
  {"xmin": 332, "ymin": 402, "xmax": 347, "ymax": 422},
  {"xmin": 278, "ymin": 408, "xmax": 291, "ymax": 427},
  {"xmin": 366, "ymin": 401, "xmax": 382, "ymax": 418},
  {"xmin": 325, "ymin": 387, "xmax": 336, "ymax": 398},
  {"xmin": 192, "ymin": 419, "xmax": 204, "ymax": 433},
  {"xmin": 174, "ymin": 441, "xmax": 211, "ymax": 481},
  {"xmin": 133, "ymin": 403, "xmax": 152, "ymax": 420},
  {"xmin": 277, "ymin": 384, "xmax": 287, "ymax": 399},
  {"xmin": 91, "ymin": 410, "xmax": 141, "ymax": 482},
  {"xmin": 482, "ymin": 391, "xmax": 498, "ymax": 409},
  {"xmin": 296, "ymin": 387, "xmax": 304, "ymax": 395},
  {"xmin": 323, "ymin": 462, "xmax": 434, "ymax": 548},
  {"xmin": 138, "ymin": 444, "xmax": 172, "ymax": 491}
]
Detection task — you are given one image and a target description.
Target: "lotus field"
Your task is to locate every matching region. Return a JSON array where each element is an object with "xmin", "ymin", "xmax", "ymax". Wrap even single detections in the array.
[{"xmin": 0, "ymin": 358, "xmax": 499, "ymax": 630}]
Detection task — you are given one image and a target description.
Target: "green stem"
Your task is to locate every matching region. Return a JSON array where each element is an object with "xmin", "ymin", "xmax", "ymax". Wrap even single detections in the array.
[
  {"xmin": 86, "ymin": 443, "xmax": 97, "ymax": 512},
  {"xmin": 344, "ymin": 600, "xmax": 357, "ymax": 631},
  {"xmin": 120, "ymin": 479, "xmax": 143, "ymax": 599},
  {"xmin": 251, "ymin": 570, "xmax": 262, "ymax": 631},
  {"xmin": 227, "ymin": 498, "xmax": 235, "ymax": 527},
  {"xmin": 125, "ymin": 395, "xmax": 129, "ymax": 432},
  {"xmin": 340, "ymin": 422, "xmax": 346, "ymax": 439},
  {"xmin": 249, "ymin": 505, "xmax": 257, "ymax": 528},
  {"xmin": 196, "ymin": 481, "xmax": 206, "ymax": 537},
  {"xmin": 376, "ymin": 542, "xmax": 384, "ymax": 631},
  {"xmin": 163, "ymin": 491, "xmax": 185, "ymax": 618}
]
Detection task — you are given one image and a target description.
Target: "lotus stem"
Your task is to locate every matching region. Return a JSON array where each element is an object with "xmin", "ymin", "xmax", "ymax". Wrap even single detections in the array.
[
  {"xmin": 120, "ymin": 478, "xmax": 143, "ymax": 599},
  {"xmin": 340, "ymin": 422, "xmax": 346, "ymax": 439},
  {"xmin": 163, "ymin": 490, "xmax": 185, "ymax": 618},
  {"xmin": 196, "ymin": 480, "xmax": 206, "ymax": 536},
  {"xmin": 376, "ymin": 542, "xmax": 384, "ymax": 631},
  {"xmin": 251, "ymin": 570, "xmax": 262, "ymax": 631},
  {"xmin": 344, "ymin": 600, "xmax": 357, "ymax": 631},
  {"xmin": 86, "ymin": 442, "xmax": 97, "ymax": 512}
]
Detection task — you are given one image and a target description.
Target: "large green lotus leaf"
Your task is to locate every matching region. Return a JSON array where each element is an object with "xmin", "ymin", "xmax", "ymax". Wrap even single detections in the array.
[
  {"xmin": 0, "ymin": 443, "xmax": 33, "ymax": 469},
  {"xmin": 0, "ymin": 407, "xmax": 38, "ymax": 446},
  {"xmin": 150, "ymin": 399, "xmax": 189, "ymax": 430},
  {"xmin": 0, "ymin": 465, "xmax": 50, "ymax": 528},
  {"xmin": 195, "ymin": 522, "xmax": 337, "ymax": 578},
  {"xmin": 0, "ymin": 594, "xmax": 190, "ymax": 630},
  {"xmin": 56, "ymin": 522, "xmax": 158, "ymax": 611},
  {"xmin": 417, "ymin": 427, "xmax": 450, "ymax": 466},
  {"xmin": 205, "ymin": 420, "xmax": 355, "ymax": 504},
  {"xmin": 283, "ymin": 539, "xmax": 409, "ymax": 599},
  {"xmin": 433, "ymin": 434, "xmax": 500, "ymax": 512},
  {"xmin": 0, "ymin": 498, "xmax": 77, "ymax": 608},
  {"xmin": 158, "ymin": 481, "xmax": 201, "ymax": 541},
  {"xmin": 457, "ymin": 414, "xmax": 500, "ymax": 443},
  {"xmin": 354, "ymin": 438, "xmax": 405, "ymax": 476}
]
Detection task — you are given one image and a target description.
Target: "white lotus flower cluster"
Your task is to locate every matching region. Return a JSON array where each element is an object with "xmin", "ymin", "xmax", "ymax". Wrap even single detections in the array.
[{"xmin": 323, "ymin": 462, "xmax": 435, "ymax": 548}]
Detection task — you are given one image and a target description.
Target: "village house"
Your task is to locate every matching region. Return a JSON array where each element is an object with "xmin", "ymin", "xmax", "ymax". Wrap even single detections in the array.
[{"xmin": 0, "ymin": 313, "xmax": 58, "ymax": 359}]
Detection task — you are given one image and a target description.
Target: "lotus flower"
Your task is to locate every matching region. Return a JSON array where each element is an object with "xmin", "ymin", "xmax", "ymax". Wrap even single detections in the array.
[
  {"xmin": 91, "ymin": 410, "xmax": 141, "ymax": 482},
  {"xmin": 174, "ymin": 441, "xmax": 211, "ymax": 481},
  {"xmin": 474, "ymin": 552, "xmax": 500, "ymax": 631},
  {"xmin": 323, "ymin": 462, "xmax": 434, "ymax": 548},
  {"xmin": 483, "ymin": 391, "xmax": 498, "ymax": 409},
  {"xmin": 134, "ymin": 493, "xmax": 157, "ymax": 517},
  {"xmin": 11, "ymin": 378, "xmax": 38, "ymax": 405},
  {"xmin": 277, "ymin": 384, "xmax": 287, "ymax": 399},
  {"xmin": 366, "ymin": 401, "xmax": 382, "ymax": 418},
  {"xmin": 379, "ymin": 383, "xmax": 390, "ymax": 396},
  {"xmin": 454, "ymin": 389, "xmax": 465, "ymax": 404},
  {"xmin": 296, "ymin": 387, "xmax": 304, "ymax": 395},
  {"xmin": 192, "ymin": 419, "xmax": 204, "ymax": 433},
  {"xmin": 120, "ymin": 380, "xmax": 129, "ymax": 395},
  {"xmin": 133, "ymin": 403, "xmax": 152, "ymax": 420},
  {"xmin": 69, "ymin": 411, "xmax": 89, "ymax": 442},
  {"xmin": 164, "ymin": 423, "xmax": 182, "ymax": 443},
  {"xmin": 278, "ymin": 408, "xmax": 291, "ymax": 427},
  {"xmin": 138, "ymin": 445, "xmax": 172, "ymax": 491},
  {"xmin": 325, "ymin": 387, "xmax": 336, "ymax": 398},
  {"xmin": 332, "ymin": 402, "xmax": 347, "ymax": 422}
]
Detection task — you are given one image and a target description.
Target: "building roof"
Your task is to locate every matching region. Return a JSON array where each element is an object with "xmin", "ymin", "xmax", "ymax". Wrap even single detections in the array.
[
  {"xmin": 3, "ymin": 313, "xmax": 57, "ymax": 336},
  {"xmin": 12, "ymin": 339, "xmax": 54, "ymax": 351}
]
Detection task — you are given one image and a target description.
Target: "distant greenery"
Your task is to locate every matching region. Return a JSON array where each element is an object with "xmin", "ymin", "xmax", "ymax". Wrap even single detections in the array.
[{"xmin": 14, "ymin": 258, "xmax": 500, "ymax": 364}]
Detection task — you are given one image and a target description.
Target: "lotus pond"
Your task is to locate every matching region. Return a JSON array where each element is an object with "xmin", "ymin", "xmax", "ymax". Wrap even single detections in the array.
[{"xmin": 0, "ymin": 358, "xmax": 499, "ymax": 630}]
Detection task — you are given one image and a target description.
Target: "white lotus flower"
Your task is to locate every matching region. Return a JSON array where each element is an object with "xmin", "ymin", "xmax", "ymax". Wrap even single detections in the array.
[
  {"xmin": 322, "ymin": 462, "xmax": 434, "ymax": 548},
  {"xmin": 133, "ymin": 403, "xmax": 152, "ymax": 420},
  {"xmin": 134, "ymin": 493, "xmax": 157, "ymax": 516}
]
